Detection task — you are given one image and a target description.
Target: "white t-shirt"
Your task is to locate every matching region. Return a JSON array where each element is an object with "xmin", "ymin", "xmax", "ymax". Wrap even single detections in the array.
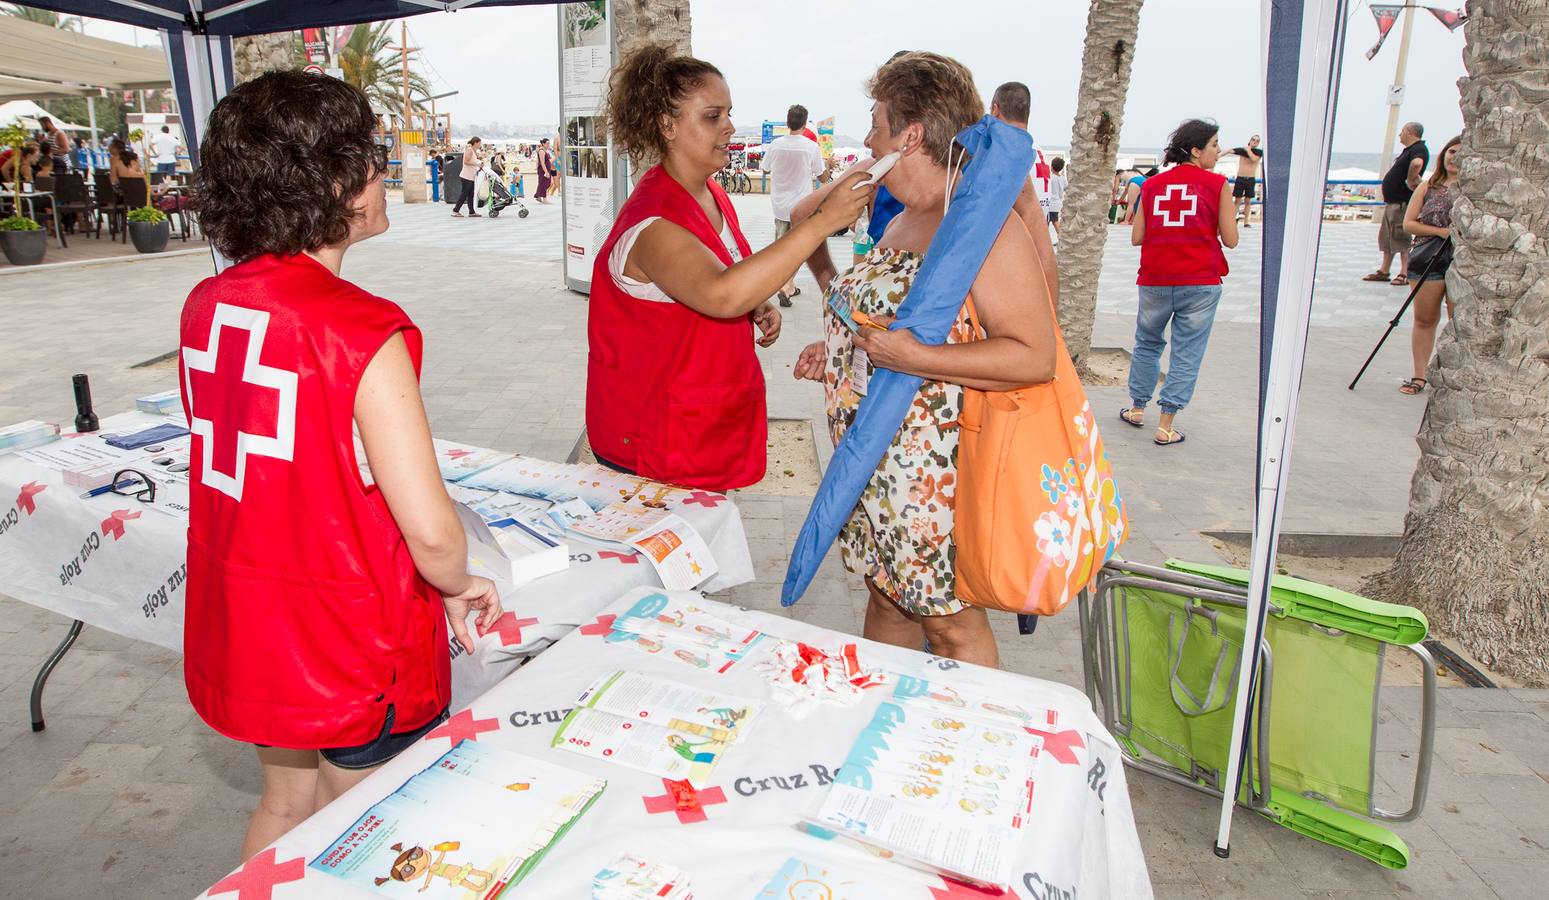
[
  {"xmin": 608, "ymin": 216, "xmax": 744, "ymax": 303},
  {"xmin": 151, "ymin": 132, "xmax": 180, "ymax": 165},
  {"xmin": 1048, "ymin": 172, "xmax": 1067, "ymax": 212},
  {"xmin": 759, "ymin": 134, "xmax": 825, "ymax": 222}
]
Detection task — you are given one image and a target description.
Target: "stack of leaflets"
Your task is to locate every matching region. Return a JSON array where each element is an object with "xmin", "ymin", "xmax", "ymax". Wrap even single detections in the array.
[
  {"xmin": 0, "ymin": 420, "xmax": 59, "ymax": 454},
  {"xmin": 570, "ymin": 502, "xmax": 718, "ymax": 591},
  {"xmin": 449, "ymin": 487, "xmax": 570, "ymax": 587},
  {"xmin": 605, "ymin": 590, "xmax": 767, "ymax": 674},
  {"xmin": 460, "ymin": 455, "xmax": 650, "ymax": 512},
  {"xmin": 807, "ymin": 677, "xmax": 1053, "ymax": 889},
  {"xmin": 553, "ymin": 670, "xmax": 762, "ymax": 785},
  {"xmin": 592, "ymin": 854, "xmax": 693, "ymax": 900},
  {"xmin": 310, "ymin": 741, "xmax": 605, "ymax": 899},
  {"xmin": 135, "ymin": 389, "xmax": 183, "ymax": 415}
]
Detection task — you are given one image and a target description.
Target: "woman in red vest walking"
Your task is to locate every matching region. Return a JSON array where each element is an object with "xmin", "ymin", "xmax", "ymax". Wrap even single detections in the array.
[
  {"xmin": 1120, "ymin": 119, "xmax": 1239, "ymax": 445},
  {"xmin": 183, "ymin": 72, "xmax": 501, "ymax": 862},
  {"xmin": 588, "ymin": 44, "xmax": 872, "ymax": 491}
]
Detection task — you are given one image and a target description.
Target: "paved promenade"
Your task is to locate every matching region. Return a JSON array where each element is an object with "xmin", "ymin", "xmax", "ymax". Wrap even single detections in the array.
[{"xmin": 0, "ymin": 195, "xmax": 1543, "ymax": 898}]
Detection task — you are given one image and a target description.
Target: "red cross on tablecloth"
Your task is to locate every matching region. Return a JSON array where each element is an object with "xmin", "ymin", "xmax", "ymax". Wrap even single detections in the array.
[
  {"xmin": 488, "ymin": 613, "xmax": 540, "ymax": 647},
  {"xmin": 681, "ymin": 491, "xmax": 725, "ymax": 508},
  {"xmin": 1024, "ymin": 725, "xmax": 1085, "ymax": 766},
  {"xmin": 207, "ymin": 848, "xmax": 306, "ymax": 900},
  {"xmin": 930, "ymin": 877, "xmax": 1009, "ymax": 898},
  {"xmin": 641, "ymin": 778, "xmax": 727, "ymax": 824},
  {"xmin": 425, "ymin": 709, "xmax": 500, "ymax": 745},
  {"xmin": 579, "ymin": 614, "xmax": 616, "ymax": 636},
  {"xmin": 1152, "ymin": 183, "xmax": 1198, "ymax": 227},
  {"xmin": 100, "ymin": 509, "xmax": 141, "ymax": 541},
  {"xmin": 598, "ymin": 550, "xmax": 639, "ymax": 564},
  {"xmin": 16, "ymin": 481, "xmax": 45, "ymax": 515}
]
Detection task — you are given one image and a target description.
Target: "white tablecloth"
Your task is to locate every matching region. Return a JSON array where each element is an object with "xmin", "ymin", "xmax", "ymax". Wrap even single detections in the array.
[
  {"xmin": 194, "ymin": 591, "xmax": 1153, "ymax": 899},
  {"xmin": 0, "ymin": 412, "xmax": 754, "ymax": 708}
]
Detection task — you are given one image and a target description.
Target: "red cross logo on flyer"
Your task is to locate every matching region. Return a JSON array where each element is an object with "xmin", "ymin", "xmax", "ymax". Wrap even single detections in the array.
[
  {"xmin": 488, "ymin": 613, "xmax": 539, "ymax": 647},
  {"xmin": 642, "ymin": 778, "xmax": 727, "ymax": 824},
  {"xmin": 16, "ymin": 481, "xmax": 45, "ymax": 515},
  {"xmin": 682, "ymin": 491, "xmax": 725, "ymax": 509},
  {"xmin": 1153, "ymin": 183, "xmax": 1198, "ymax": 227},
  {"xmin": 182, "ymin": 303, "xmax": 298, "ymax": 502},
  {"xmin": 207, "ymin": 848, "xmax": 306, "ymax": 900},
  {"xmin": 425, "ymin": 709, "xmax": 501, "ymax": 745},
  {"xmin": 1024, "ymin": 725, "xmax": 1085, "ymax": 766},
  {"xmin": 579, "ymin": 614, "xmax": 616, "ymax": 636},
  {"xmin": 100, "ymin": 509, "xmax": 141, "ymax": 541}
]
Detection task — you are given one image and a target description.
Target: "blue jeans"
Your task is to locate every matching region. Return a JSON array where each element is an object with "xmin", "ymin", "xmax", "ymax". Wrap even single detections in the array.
[{"xmin": 1127, "ymin": 283, "xmax": 1222, "ymax": 415}]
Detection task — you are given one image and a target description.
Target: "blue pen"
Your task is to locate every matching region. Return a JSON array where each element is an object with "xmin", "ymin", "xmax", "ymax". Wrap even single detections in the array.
[{"xmin": 80, "ymin": 478, "xmax": 137, "ymax": 499}]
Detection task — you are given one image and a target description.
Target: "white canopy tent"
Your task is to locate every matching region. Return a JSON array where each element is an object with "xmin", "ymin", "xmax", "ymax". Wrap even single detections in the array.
[
  {"xmin": 0, "ymin": 14, "xmax": 170, "ymax": 91},
  {"xmin": 0, "ymin": 99, "xmax": 89, "ymax": 131}
]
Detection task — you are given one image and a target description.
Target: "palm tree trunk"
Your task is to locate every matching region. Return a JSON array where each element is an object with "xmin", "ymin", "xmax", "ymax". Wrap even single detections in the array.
[
  {"xmin": 233, "ymin": 31, "xmax": 298, "ymax": 84},
  {"xmin": 1364, "ymin": 0, "xmax": 1549, "ymax": 686},
  {"xmin": 1058, "ymin": 0, "xmax": 1145, "ymax": 367}
]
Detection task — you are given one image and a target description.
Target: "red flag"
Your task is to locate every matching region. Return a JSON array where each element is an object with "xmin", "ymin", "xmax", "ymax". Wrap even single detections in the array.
[
  {"xmin": 1366, "ymin": 4, "xmax": 1405, "ymax": 60},
  {"xmin": 1425, "ymin": 6, "xmax": 1468, "ymax": 30}
]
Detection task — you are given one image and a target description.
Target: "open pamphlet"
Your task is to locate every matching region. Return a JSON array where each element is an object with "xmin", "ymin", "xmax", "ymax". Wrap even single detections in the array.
[
  {"xmin": 605, "ymin": 589, "xmax": 768, "ymax": 674},
  {"xmin": 309, "ymin": 740, "xmax": 605, "ymax": 899},
  {"xmin": 569, "ymin": 502, "xmax": 718, "ymax": 591},
  {"xmin": 434, "ymin": 439, "xmax": 518, "ymax": 483},
  {"xmin": 808, "ymin": 676, "xmax": 1054, "ymax": 889},
  {"xmin": 553, "ymin": 670, "xmax": 762, "ymax": 785},
  {"xmin": 459, "ymin": 455, "xmax": 653, "ymax": 512}
]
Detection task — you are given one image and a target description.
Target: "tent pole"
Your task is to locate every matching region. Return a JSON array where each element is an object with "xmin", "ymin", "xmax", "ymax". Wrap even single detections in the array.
[
  {"xmin": 1214, "ymin": 0, "xmax": 1349, "ymax": 857},
  {"xmin": 1377, "ymin": 0, "xmax": 1418, "ymax": 174},
  {"xmin": 87, "ymin": 96, "xmax": 99, "ymax": 171}
]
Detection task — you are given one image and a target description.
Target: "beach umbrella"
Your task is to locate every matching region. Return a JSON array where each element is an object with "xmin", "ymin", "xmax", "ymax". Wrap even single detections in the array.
[
  {"xmin": 1213, "ymin": 0, "xmax": 1350, "ymax": 857},
  {"xmin": 781, "ymin": 116, "xmax": 1034, "ymax": 607}
]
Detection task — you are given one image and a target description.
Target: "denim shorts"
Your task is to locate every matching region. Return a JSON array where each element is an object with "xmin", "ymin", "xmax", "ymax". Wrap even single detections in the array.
[{"xmin": 258, "ymin": 704, "xmax": 449, "ymax": 770}]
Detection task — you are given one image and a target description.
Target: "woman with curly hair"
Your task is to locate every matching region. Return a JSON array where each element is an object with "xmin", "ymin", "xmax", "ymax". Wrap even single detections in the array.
[
  {"xmin": 587, "ymin": 44, "xmax": 872, "ymax": 490},
  {"xmin": 181, "ymin": 70, "xmax": 501, "ymax": 862}
]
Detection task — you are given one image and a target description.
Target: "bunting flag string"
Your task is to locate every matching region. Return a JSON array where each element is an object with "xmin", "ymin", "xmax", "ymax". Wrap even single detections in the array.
[{"xmin": 1367, "ymin": 4, "xmax": 1469, "ymax": 61}]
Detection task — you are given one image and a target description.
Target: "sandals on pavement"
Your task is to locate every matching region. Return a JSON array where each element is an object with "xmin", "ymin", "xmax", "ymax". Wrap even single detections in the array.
[
  {"xmin": 1399, "ymin": 378, "xmax": 1427, "ymax": 395},
  {"xmin": 1154, "ymin": 428, "xmax": 1186, "ymax": 446},
  {"xmin": 1361, "ymin": 271, "xmax": 1391, "ymax": 282},
  {"xmin": 1119, "ymin": 408, "xmax": 1144, "ymax": 428},
  {"xmin": 1390, "ymin": 274, "xmax": 1408, "ymax": 286},
  {"xmin": 777, "ymin": 292, "xmax": 793, "ymax": 308}
]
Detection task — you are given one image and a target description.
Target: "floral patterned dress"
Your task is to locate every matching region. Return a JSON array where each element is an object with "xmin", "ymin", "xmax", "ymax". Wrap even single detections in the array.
[{"xmin": 823, "ymin": 247, "xmax": 978, "ymax": 617}]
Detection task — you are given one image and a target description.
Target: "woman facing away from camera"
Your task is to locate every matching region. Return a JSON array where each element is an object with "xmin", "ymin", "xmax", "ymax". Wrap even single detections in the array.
[
  {"xmin": 585, "ymin": 43, "xmax": 871, "ymax": 491},
  {"xmin": 1119, "ymin": 118, "xmax": 1237, "ymax": 446},
  {"xmin": 182, "ymin": 71, "xmax": 500, "ymax": 862}
]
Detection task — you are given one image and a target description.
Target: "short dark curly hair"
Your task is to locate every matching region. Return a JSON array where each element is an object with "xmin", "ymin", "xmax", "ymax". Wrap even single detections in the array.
[
  {"xmin": 194, "ymin": 71, "xmax": 383, "ymax": 263},
  {"xmin": 606, "ymin": 43, "xmax": 722, "ymax": 169}
]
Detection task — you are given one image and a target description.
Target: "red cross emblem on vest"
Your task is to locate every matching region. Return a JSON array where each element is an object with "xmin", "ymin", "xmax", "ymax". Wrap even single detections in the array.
[
  {"xmin": 182, "ymin": 303, "xmax": 298, "ymax": 502},
  {"xmin": 1153, "ymin": 183, "xmax": 1198, "ymax": 227}
]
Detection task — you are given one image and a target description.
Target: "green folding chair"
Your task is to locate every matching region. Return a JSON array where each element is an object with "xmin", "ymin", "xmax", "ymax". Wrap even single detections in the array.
[{"xmin": 1079, "ymin": 559, "xmax": 1436, "ymax": 868}]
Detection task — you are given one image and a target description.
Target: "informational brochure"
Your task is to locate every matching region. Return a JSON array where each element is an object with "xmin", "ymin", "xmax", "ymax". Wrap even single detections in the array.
[
  {"xmin": 605, "ymin": 591, "xmax": 767, "ymax": 674},
  {"xmin": 809, "ymin": 694, "xmax": 1045, "ymax": 888},
  {"xmin": 575, "ymin": 670, "xmax": 762, "ymax": 745},
  {"xmin": 0, "ymin": 420, "xmax": 59, "ymax": 454},
  {"xmin": 552, "ymin": 706, "xmax": 729, "ymax": 785},
  {"xmin": 593, "ymin": 854, "xmax": 693, "ymax": 900},
  {"xmin": 16, "ymin": 432, "xmax": 146, "ymax": 472},
  {"xmin": 309, "ymin": 741, "xmax": 605, "ymax": 899},
  {"xmin": 571, "ymin": 503, "xmax": 718, "ymax": 591},
  {"xmin": 460, "ymin": 456, "xmax": 649, "ymax": 512},
  {"xmin": 754, "ymin": 857, "xmax": 892, "ymax": 900},
  {"xmin": 433, "ymin": 438, "xmax": 517, "ymax": 484}
]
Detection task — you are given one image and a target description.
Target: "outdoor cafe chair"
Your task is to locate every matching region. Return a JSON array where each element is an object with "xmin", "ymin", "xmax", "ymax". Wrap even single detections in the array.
[
  {"xmin": 118, "ymin": 179, "xmax": 149, "ymax": 243},
  {"xmin": 51, "ymin": 172, "xmax": 98, "ymax": 243},
  {"xmin": 93, "ymin": 171, "xmax": 125, "ymax": 240}
]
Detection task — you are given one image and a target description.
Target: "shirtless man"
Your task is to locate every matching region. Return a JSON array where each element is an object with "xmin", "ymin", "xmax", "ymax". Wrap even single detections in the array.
[{"xmin": 1228, "ymin": 134, "xmax": 1263, "ymax": 226}]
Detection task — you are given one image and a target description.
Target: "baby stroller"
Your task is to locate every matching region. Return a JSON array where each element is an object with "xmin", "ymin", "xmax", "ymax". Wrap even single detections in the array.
[{"xmin": 481, "ymin": 157, "xmax": 529, "ymax": 219}]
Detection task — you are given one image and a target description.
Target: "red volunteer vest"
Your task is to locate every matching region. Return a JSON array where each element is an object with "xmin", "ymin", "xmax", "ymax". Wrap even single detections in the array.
[
  {"xmin": 1137, "ymin": 164, "xmax": 1230, "ymax": 286},
  {"xmin": 587, "ymin": 165, "xmax": 766, "ymax": 490},
  {"xmin": 179, "ymin": 254, "xmax": 449, "ymax": 749}
]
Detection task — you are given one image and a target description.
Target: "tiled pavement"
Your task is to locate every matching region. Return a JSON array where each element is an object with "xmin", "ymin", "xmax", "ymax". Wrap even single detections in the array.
[{"xmin": 1, "ymin": 195, "xmax": 1542, "ymax": 899}]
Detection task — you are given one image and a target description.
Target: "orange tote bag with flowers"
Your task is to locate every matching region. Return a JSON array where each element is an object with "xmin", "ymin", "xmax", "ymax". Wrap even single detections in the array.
[{"xmin": 954, "ymin": 297, "xmax": 1128, "ymax": 616}]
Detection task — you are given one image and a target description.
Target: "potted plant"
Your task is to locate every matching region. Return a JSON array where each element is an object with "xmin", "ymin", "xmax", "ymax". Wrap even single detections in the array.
[
  {"xmin": 0, "ymin": 123, "xmax": 45, "ymax": 265},
  {"xmin": 125, "ymin": 128, "xmax": 170, "ymax": 253}
]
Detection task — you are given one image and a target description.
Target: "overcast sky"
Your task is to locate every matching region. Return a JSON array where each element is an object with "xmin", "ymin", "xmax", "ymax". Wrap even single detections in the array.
[{"xmin": 87, "ymin": 0, "xmax": 1467, "ymax": 158}]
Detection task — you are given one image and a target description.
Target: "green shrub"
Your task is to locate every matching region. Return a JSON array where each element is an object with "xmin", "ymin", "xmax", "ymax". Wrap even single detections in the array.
[
  {"xmin": 127, "ymin": 205, "xmax": 167, "ymax": 224},
  {"xmin": 0, "ymin": 215, "xmax": 41, "ymax": 232}
]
